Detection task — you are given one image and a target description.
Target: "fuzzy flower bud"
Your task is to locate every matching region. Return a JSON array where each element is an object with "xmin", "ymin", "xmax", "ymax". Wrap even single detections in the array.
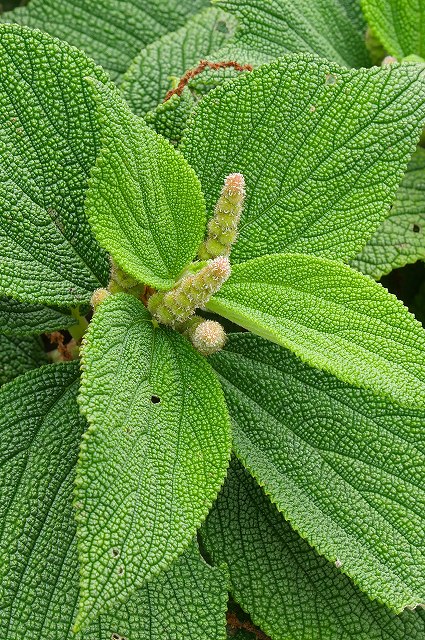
[
  {"xmin": 148, "ymin": 256, "xmax": 231, "ymax": 326},
  {"xmin": 198, "ymin": 173, "xmax": 245, "ymax": 260},
  {"xmin": 190, "ymin": 319, "xmax": 227, "ymax": 355},
  {"xmin": 91, "ymin": 288, "xmax": 110, "ymax": 309}
]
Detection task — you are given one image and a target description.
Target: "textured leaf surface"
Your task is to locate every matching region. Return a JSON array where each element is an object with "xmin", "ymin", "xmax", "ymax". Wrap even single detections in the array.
[
  {"xmin": 86, "ymin": 81, "xmax": 206, "ymax": 289},
  {"xmin": 0, "ymin": 25, "xmax": 109, "ymax": 305},
  {"xmin": 122, "ymin": 7, "xmax": 238, "ymax": 115},
  {"xmin": 352, "ymin": 146, "xmax": 425, "ymax": 278},
  {"xmin": 210, "ymin": 334, "xmax": 425, "ymax": 611},
  {"xmin": 0, "ymin": 296, "xmax": 76, "ymax": 336},
  {"xmin": 182, "ymin": 56, "xmax": 425, "ymax": 263},
  {"xmin": 0, "ymin": 334, "xmax": 46, "ymax": 385},
  {"xmin": 203, "ymin": 458, "xmax": 425, "ymax": 638},
  {"xmin": 0, "ymin": 363, "xmax": 228, "ymax": 639},
  {"xmin": 216, "ymin": 0, "xmax": 370, "ymax": 67},
  {"xmin": 0, "ymin": 363, "xmax": 84, "ymax": 639},
  {"xmin": 362, "ymin": 0, "xmax": 425, "ymax": 59},
  {"xmin": 76, "ymin": 293, "xmax": 231, "ymax": 628},
  {"xmin": 207, "ymin": 253, "xmax": 425, "ymax": 409},
  {"xmin": 146, "ymin": 90, "xmax": 198, "ymax": 146},
  {"xmin": 4, "ymin": 0, "xmax": 210, "ymax": 82}
]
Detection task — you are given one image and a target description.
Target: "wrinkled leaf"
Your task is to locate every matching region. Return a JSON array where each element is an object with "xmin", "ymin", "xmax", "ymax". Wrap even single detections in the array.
[
  {"xmin": 182, "ymin": 55, "xmax": 425, "ymax": 263},
  {"xmin": 210, "ymin": 334, "xmax": 425, "ymax": 611},
  {"xmin": 0, "ymin": 25, "xmax": 110, "ymax": 305},
  {"xmin": 353, "ymin": 146, "xmax": 425, "ymax": 278},
  {"xmin": 0, "ymin": 363, "xmax": 228, "ymax": 639},
  {"xmin": 203, "ymin": 458, "xmax": 425, "ymax": 637},
  {"xmin": 216, "ymin": 0, "xmax": 370, "ymax": 67},
  {"xmin": 0, "ymin": 334, "xmax": 46, "ymax": 385},
  {"xmin": 3, "ymin": 0, "xmax": 210, "ymax": 82},
  {"xmin": 86, "ymin": 81, "xmax": 206, "ymax": 289},
  {"xmin": 207, "ymin": 253, "xmax": 425, "ymax": 409},
  {"xmin": 122, "ymin": 7, "xmax": 238, "ymax": 115},
  {"xmin": 76, "ymin": 293, "xmax": 231, "ymax": 628},
  {"xmin": 362, "ymin": 0, "xmax": 425, "ymax": 59},
  {"xmin": 0, "ymin": 296, "xmax": 76, "ymax": 336}
]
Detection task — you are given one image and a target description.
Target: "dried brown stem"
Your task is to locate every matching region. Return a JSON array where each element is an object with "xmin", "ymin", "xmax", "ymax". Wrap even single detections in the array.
[{"xmin": 163, "ymin": 59, "xmax": 253, "ymax": 102}]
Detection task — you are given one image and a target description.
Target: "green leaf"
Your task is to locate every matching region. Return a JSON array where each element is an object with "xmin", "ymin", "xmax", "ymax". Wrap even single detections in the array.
[
  {"xmin": 76, "ymin": 293, "xmax": 231, "ymax": 629},
  {"xmin": 0, "ymin": 363, "xmax": 228, "ymax": 639},
  {"xmin": 86, "ymin": 81, "xmax": 207, "ymax": 290},
  {"xmin": 182, "ymin": 56, "xmax": 425, "ymax": 264},
  {"xmin": 207, "ymin": 253, "xmax": 425, "ymax": 409},
  {"xmin": 0, "ymin": 25, "xmax": 110, "ymax": 306},
  {"xmin": 210, "ymin": 334, "xmax": 425, "ymax": 611},
  {"xmin": 121, "ymin": 7, "xmax": 238, "ymax": 115},
  {"xmin": 216, "ymin": 0, "xmax": 370, "ymax": 67},
  {"xmin": 3, "ymin": 0, "xmax": 210, "ymax": 82},
  {"xmin": 203, "ymin": 458, "xmax": 425, "ymax": 638},
  {"xmin": 352, "ymin": 146, "xmax": 425, "ymax": 279},
  {"xmin": 0, "ymin": 334, "xmax": 46, "ymax": 385},
  {"xmin": 146, "ymin": 90, "xmax": 198, "ymax": 146},
  {"xmin": 0, "ymin": 296, "xmax": 76, "ymax": 336},
  {"xmin": 362, "ymin": 0, "xmax": 425, "ymax": 59},
  {"xmin": 0, "ymin": 362, "xmax": 84, "ymax": 638}
]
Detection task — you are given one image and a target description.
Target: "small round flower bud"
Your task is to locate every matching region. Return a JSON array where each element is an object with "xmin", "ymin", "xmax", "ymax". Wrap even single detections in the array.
[
  {"xmin": 191, "ymin": 320, "xmax": 227, "ymax": 355},
  {"xmin": 91, "ymin": 288, "xmax": 110, "ymax": 309},
  {"xmin": 382, "ymin": 55, "xmax": 397, "ymax": 65}
]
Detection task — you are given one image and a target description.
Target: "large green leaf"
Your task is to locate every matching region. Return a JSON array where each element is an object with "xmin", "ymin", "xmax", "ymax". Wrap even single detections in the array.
[
  {"xmin": 182, "ymin": 56, "xmax": 425, "ymax": 263},
  {"xmin": 0, "ymin": 25, "xmax": 110, "ymax": 306},
  {"xmin": 203, "ymin": 458, "xmax": 425, "ymax": 638},
  {"xmin": 0, "ymin": 296, "xmax": 76, "ymax": 336},
  {"xmin": 86, "ymin": 81, "xmax": 206, "ymax": 289},
  {"xmin": 0, "ymin": 363, "xmax": 84, "ymax": 638},
  {"xmin": 210, "ymin": 334, "xmax": 425, "ymax": 612},
  {"xmin": 362, "ymin": 0, "xmax": 425, "ymax": 59},
  {"xmin": 0, "ymin": 334, "xmax": 46, "ymax": 385},
  {"xmin": 352, "ymin": 146, "xmax": 425, "ymax": 278},
  {"xmin": 0, "ymin": 363, "xmax": 228, "ymax": 639},
  {"xmin": 3, "ymin": 0, "xmax": 210, "ymax": 82},
  {"xmin": 216, "ymin": 0, "xmax": 370, "ymax": 67},
  {"xmin": 122, "ymin": 7, "xmax": 238, "ymax": 115},
  {"xmin": 76, "ymin": 293, "xmax": 231, "ymax": 629},
  {"xmin": 207, "ymin": 253, "xmax": 425, "ymax": 409}
]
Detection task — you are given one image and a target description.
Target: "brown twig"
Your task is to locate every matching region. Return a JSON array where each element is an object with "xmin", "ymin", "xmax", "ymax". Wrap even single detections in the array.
[
  {"xmin": 226, "ymin": 611, "xmax": 271, "ymax": 640},
  {"xmin": 163, "ymin": 59, "xmax": 253, "ymax": 102}
]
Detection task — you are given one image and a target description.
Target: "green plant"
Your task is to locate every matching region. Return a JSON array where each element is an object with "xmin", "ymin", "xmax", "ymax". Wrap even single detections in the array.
[{"xmin": 1, "ymin": 2, "xmax": 425, "ymax": 639}]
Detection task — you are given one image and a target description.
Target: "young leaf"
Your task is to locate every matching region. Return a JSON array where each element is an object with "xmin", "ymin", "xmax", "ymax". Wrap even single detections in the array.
[
  {"xmin": 207, "ymin": 253, "xmax": 425, "ymax": 409},
  {"xmin": 362, "ymin": 0, "xmax": 425, "ymax": 60},
  {"xmin": 352, "ymin": 146, "xmax": 425, "ymax": 279},
  {"xmin": 0, "ymin": 296, "xmax": 76, "ymax": 336},
  {"xmin": 3, "ymin": 0, "xmax": 210, "ymax": 82},
  {"xmin": 210, "ymin": 334, "xmax": 425, "ymax": 612},
  {"xmin": 216, "ymin": 0, "xmax": 371, "ymax": 67},
  {"xmin": 182, "ymin": 55, "xmax": 425, "ymax": 264},
  {"xmin": 0, "ymin": 25, "xmax": 110, "ymax": 306},
  {"xmin": 121, "ymin": 7, "xmax": 238, "ymax": 115},
  {"xmin": 86, "ymin": 81, "xmax": 206, "ymax": 290},
  {"xmin": 76, "ymin": 293, "xmax": 231, "ymax": 628},
  {"xmin": 0, "ymin": 363, "xmax": 228, "ymax": 640},
  {"xmin": 0, "ymin": 334, "xmax": 46, "ymax": 385},
  {"xmin": 203, "ymin": 458, "xmax": 425, "ymax": 638}
]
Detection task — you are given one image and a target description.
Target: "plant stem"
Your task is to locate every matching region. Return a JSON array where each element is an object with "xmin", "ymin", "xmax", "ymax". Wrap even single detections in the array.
[{"xmin": 69, "ymin": 306, "xmax": 89, "ymax": 342}]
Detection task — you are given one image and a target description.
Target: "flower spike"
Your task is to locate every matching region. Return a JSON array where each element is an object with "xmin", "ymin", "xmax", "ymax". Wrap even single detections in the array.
[{"xmin": 198, "ymin": 173, "xmax": 245, "ymax": 260}]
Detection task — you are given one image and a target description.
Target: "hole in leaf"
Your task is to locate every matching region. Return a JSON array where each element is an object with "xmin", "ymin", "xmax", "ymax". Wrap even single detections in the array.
[
  {"xmin": 151, "ymin": 395, "xmax": 161, "ymax": 404},
  {"xmin": 117, "ymin": 565, "xmax": 124, "ymax": 575},
  {"xmin": 111, "ymin": 547, "xmax": 120, "ymax": 558},
  {"xmin": 325, "ymin": 73, "xmax": 337, "ymax": 85},
  {"xmin": 413, "ymin": 224, "xmax": 421, "ymax": 233}
]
